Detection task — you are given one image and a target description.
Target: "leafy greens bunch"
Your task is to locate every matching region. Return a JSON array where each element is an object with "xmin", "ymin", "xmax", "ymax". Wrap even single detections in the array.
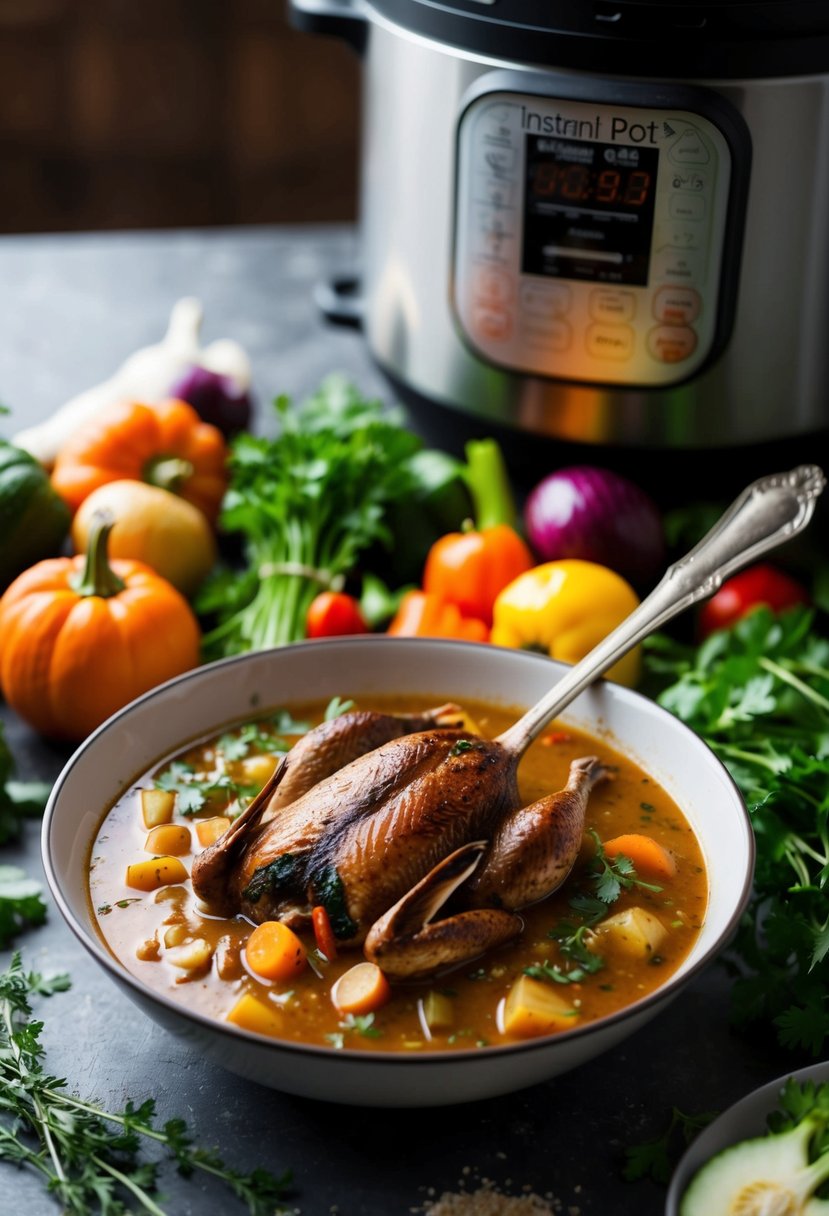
[
  {"xmin": 199, "ymin": 377, "xmax": 424, "ymax": 655},
  {"xmin": 0, "ymin": 722, "xmax": 51, "ymax": 947},
  {"xmin": 644, "ymin": 604, "xmax": 829, "ymax": 1054},
  {"xmin": 0, "ymin": 954, "xmax": 292, "ymax": 1215}
]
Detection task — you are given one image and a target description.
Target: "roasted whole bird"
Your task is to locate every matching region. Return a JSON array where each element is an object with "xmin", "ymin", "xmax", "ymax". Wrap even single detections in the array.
[
  {"xmin": 192, "ymin": 468, "xmax": 826, "ymax": 981},
  {"xmin": 192, "ymin": 703, "xmax": 611, "ymax": 980}
]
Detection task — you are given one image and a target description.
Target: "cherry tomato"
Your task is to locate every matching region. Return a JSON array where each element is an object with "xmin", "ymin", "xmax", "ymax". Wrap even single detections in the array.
[
  {"xmin": 699, "ymin": 563, "xmax": 809, "ymax": 638},
  {"xmin": 306, "ymin": 591, "xmax": 368, "ymax": 638}
]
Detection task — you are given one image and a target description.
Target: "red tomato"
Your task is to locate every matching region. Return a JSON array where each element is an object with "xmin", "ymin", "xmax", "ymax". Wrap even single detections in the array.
[
  {"xmin": 699, "ymin": 563, "xmax": 810, "ymax": 638},
  {"xmin": 306, "ymin": 591, "xmax": 368, "ymax": 638}
]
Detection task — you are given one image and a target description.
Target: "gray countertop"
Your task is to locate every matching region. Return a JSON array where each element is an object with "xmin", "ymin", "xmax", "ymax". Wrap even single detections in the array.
[{"xmin": 0, "ymin": 226, "xmax": 799, "ymax": 1216}]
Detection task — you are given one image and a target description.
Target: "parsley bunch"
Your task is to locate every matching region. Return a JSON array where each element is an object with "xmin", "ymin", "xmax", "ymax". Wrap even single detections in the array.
[
  {"xmin": 199, "ymin": 377, "xmax": 422, "ymax": 655},
  {"xmin": 644, "ymin": 605, "xmax": 829, "ymax": 1053},
  {"xmin": 0, "ymin": 722, "xmax": 51, "ymax": 946},
  {"xmin": 0, "ymin": 954, "xmax": 292, "ymax": 1215}
]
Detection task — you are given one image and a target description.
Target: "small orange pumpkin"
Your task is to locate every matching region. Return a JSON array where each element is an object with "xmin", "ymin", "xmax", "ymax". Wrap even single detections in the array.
[
  {"xmin": 0, "ymin": 513, "xmax": 200, "ymax": 740},
  {"xmin": 51, "ymin": 398, "xmax": 228, "ymax": 521}
]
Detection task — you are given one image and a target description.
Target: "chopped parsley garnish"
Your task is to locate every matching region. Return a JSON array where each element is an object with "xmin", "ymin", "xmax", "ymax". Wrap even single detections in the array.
[{"xmin": 154, "ymin": 762, "xmax": 243, "ymax": 815}]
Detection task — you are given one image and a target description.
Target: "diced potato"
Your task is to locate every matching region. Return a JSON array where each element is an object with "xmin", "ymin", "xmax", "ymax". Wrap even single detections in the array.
[
  {"xmin": 165, "ymin": 937, "xmax": 214, "ymax": 974},
  {"xmin": 154, "ymin": 885, "xmax": 187, "ymax": 907},
  {"xmin": 125, "ymin": 856, "xmax": 189, "ymax": 892},
  {"xmin": 423, "ymin": 990, "xmax": 455, "ymax": 1034},
  {"xmin": 145, "ymin": 824, "xmax": 191, "ymax": 856},
  {"xmin": 140, "ymin": 788, "xmax": 176, "ymax": 828},
  {"xmin": 227, "ymin": 992, "xmax": 283, "ymax": 1037},
  {"xmin": 502, "ymin": 975, "xmax": 578, "ymax": 1039},
  {"xmin": 163, "ymin": 923, "xmax": 189, "ymax": 948},
  {"xmin": 135, "ymin": 937, "xmax": 160, "ymax": 962},
  {"xmin": 239, "ymin": 754, "xmax": 279, "ymax": 788},
  {"xmin": 196, "ymin": 816, "xmax": 231, "ymax": 847},
  {"xmin": 595, "ymin": 906, "xmax": 667, "ymax": 958}
]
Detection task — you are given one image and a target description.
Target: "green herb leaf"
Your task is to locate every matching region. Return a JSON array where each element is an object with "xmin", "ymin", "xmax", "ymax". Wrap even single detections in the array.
[{"xmin": 0, "ymin": 866, "xmax": 47, "ymax": 947}]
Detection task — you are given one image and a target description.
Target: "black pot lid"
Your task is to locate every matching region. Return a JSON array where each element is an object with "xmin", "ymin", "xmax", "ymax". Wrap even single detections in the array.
[{"xmin": 367, "ymin": 0, "xmax": 829, "ymax": 78}]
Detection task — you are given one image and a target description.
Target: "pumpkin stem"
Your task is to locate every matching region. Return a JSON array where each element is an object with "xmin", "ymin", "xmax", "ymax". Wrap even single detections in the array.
[
  {"xmin": 70, "ymin": 511, "xmax": 126, "ymax": 599},
  {"xmin": 144, "ymin": 455, "xmax": 194, "ymax": 494}
]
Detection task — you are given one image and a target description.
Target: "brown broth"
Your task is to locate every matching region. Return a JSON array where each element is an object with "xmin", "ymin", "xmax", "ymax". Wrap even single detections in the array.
[{"xmin": 88, "ymin": 697, "xmax": 707, "ymax": 1053}]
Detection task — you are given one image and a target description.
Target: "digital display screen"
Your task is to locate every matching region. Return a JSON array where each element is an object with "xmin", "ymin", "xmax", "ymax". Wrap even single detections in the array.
[{"xmin": 522, "ymin": 136, "xmax": 660, "ymax": 286}]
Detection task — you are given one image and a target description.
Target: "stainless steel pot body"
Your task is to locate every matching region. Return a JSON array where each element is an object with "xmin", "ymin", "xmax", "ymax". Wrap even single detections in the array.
[{"xmin": 356, "ymin": 15, "xmax": 829, "ymax": 448}]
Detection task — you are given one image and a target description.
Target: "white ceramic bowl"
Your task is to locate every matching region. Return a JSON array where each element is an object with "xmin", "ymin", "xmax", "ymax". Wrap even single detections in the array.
[{"xmin": 42, "ymin": 638, "xmax": 753, "ymax": 1107}]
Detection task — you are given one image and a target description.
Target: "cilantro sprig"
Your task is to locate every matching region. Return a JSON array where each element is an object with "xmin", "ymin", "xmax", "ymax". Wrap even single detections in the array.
[
  {"xmin": 623, "ymin": 1106, "xmax": 717, "ymax": 1184},
  {"xmin": 644, "ymin": 604, "xmax": 829, "ymax": 1054},
  {"xmin": 0, "ymin": 954, "xmax": 292, "ymax": 1214},
  {"xmin": 528, "ymin": 836, "xmax": 662, "ymax": 986}
]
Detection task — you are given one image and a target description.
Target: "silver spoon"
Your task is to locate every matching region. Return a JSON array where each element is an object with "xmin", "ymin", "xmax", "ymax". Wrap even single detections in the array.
[{"xmin": 498, "ymin": 464, "xmax": 826, "ymax": 755}]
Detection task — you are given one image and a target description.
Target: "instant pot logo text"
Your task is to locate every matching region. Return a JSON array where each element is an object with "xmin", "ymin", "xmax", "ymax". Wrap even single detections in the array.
[{"xmin": 520, "ymin": 107, "xmax": 659, "ymax": 145}]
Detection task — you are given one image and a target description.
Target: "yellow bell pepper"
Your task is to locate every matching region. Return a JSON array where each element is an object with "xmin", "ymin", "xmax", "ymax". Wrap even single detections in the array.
[{"xmin": 490, "ymin": 559, "xmax": 641, "ymax": 686}]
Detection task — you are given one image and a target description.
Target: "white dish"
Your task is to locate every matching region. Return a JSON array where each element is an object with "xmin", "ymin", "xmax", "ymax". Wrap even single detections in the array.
[
  {"xmin": 42, "ymin": 638, "xmax": 754, "ymax": 1107},
  {"xmin": 666, "ymin": 1060, "xmax": 829, "ymax": 1215}
]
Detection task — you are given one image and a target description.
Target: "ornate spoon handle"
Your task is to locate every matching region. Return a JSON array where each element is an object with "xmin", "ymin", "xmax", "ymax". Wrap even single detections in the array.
[{"xmin": 498, "ymin": 464, "xmax": 826, "ymax": 755}]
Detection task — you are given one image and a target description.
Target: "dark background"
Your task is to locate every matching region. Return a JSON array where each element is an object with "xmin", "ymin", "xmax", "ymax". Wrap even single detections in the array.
[{"xmin": 0, "ymin": 0, "xmax": 360, "ymax": 233}]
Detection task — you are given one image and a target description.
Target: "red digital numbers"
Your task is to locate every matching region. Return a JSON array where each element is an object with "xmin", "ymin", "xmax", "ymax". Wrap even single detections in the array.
[{"xmin": 532, "ymin": 162, "xmax": 651, "ymax": 207}]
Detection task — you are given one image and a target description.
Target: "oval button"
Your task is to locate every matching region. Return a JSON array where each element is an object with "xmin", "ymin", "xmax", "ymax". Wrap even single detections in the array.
[
  {"xmin": 648, "ymin": 325, "xmax": 698, "ymax": 363},
  {"xmin": 589, "ymin": 290, "xmax": 636, "ymax": 324},
  {"xmin": 653, "ymin": 286, "xmax": 702, "ymax": 325},
  {"xmin": 473, "ymin": 306, "xmax": 513, "ymax": 342},
  {"xmin": 586, "ymin": 324, "xmax": 635, "ymax": 361}
]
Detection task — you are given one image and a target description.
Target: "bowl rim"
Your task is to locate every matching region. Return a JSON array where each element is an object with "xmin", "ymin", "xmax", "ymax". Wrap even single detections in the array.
[{"xmin": 41, "ymin": 636, "xmax": 755, "ymax": 1068}]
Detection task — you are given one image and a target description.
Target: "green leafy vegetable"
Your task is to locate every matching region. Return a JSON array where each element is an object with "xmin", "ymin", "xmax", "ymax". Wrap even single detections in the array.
[
  {"xmin": 0, "ymin": 866, "xmax": 47, "ymax": 948},
  {"xmin": 0, "ymin": 721, "xmax": 50, "ymax": 846},
  {"xmin": 198, "ymin": 378, "xmax": 423, "ymax": 655},
  {"xmin": 623, "ymin": 1106, "xmax": 717, "ymax": 1184},
  {"xmin": 644, "ymin": 604, "xmax": 829, "ymax": 1054},
  {"xmin": 0, "ymin": 954, "xmax": 292, "ymax": 1214}
]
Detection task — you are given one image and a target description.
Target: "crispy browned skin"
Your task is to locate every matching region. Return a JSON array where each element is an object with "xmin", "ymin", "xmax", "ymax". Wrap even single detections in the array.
[
  {"xmin": 468, "ymin": 756, "xmax": 614, "ymax": 909},
  {"xmin": 191, "ymin": 706, "xmax": 462, "ymax": 914},
  {"xmin": 266, "ymin": 706, "xmax": 463, "ymax": 817}
]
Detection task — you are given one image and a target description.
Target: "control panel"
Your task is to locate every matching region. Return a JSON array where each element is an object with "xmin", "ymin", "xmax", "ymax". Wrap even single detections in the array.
[{"xmin": 453, "ymin": 90, "xmax": 734, "ymax": 387}]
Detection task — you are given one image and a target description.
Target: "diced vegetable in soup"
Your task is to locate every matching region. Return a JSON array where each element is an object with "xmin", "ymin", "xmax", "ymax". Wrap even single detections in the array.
[{"xmin": 88, "ymin": 696, "xmax": 707, "ymax": 1052}]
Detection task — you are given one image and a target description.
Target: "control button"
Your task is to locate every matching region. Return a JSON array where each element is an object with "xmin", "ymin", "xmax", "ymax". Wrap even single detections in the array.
[
  {"xmin": 482, "ymin": 147, "xmax": 516, "ymax": 176},
  {"xmin": 589, "ymin": 289, "xmax": 636, "ymax": 324},
  {"xmin": 670, "ymin": 194, "xmax": 705, "ymax": 221},
  {"xmin": 669, "ymin": 128, "xmax": 711, "ymax": 165},
  {"xmin": 520, "ymin": 281, "xmax": 571, "ymax": 316},
  {"xmin": 647, "ymin": 325, "xmax": 698, "ymax": 363},
  {"xmin": 652, "ymin": 250, "xmax": 704, "ymax": 285},
  {"xmin": 653, "ymin": 286, "xmax": 701, "ymax": 325},
  {"xmin": 523, "ymin": 318, "xmax": 572, "ymax": 352},
  {"xmin": 475, "ymin": 267, "xmax": 513, "ymax": 306},
  {"xmin": 670, "ymin": 171, "xmax": 707, "ymax": 193},
  {"xmin": 483, "ymin": 179, "xmax": 514, "ymax": 209},
  {"xmin": 473, "ymin": 306, "xmax": 513, "ymax": 342},
  {"xmin": 586, "ymin": 324, "xmax": 635, "ymax": 361}
]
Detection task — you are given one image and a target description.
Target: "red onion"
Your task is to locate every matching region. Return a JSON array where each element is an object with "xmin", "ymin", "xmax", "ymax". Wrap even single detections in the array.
[
  {"xmin": 168, "ymin": 365, "xmax": 253, "ymax": 438},
  {"xmin": 523, "ymin": 466, "xmax": 666, "ymax": 587}
]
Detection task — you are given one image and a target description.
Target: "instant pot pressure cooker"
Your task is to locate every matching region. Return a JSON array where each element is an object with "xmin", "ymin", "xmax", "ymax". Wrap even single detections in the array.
[{"xmin": 290, "ymin": 0, "xmax": 829, "ymax": 469}]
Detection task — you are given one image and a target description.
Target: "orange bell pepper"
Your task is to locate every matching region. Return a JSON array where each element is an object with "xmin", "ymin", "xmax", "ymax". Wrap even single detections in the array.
[
  {"xmin": 387, "ymin": 590, "xmax": 489, "ymax": 642},
  {"xmin": 423, "ymin": 523, "xmax": 533, "ymax": 627},
  {"xmin": 51, "ymin": 398, "xmax": 228, "ymax": 521}
]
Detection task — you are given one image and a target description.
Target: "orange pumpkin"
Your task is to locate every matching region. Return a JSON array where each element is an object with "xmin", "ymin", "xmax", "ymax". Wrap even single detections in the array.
[
  {"xmin": 0, "ymin": 514, "xmax": 200, "ymax": 740},
  {"xmin": 51, "ymin": 398, "xmax": 228, "ymax": 521}
]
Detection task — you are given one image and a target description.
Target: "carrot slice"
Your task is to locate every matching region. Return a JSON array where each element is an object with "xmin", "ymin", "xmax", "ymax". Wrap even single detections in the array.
[
  {"xmin": 312, "ymin": 905, "xmax": 338, "ymax": 961},
  {"xmin": 603, "ymin": 833, "xmax": 677, "ymax": 881},
  {"xmin": 244, "ymin": 921, "xmax": 307, "ymax": 982},
  {"xmin": 330, "ymin": 962, "xmax": 391, "ymax": 1016}
]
